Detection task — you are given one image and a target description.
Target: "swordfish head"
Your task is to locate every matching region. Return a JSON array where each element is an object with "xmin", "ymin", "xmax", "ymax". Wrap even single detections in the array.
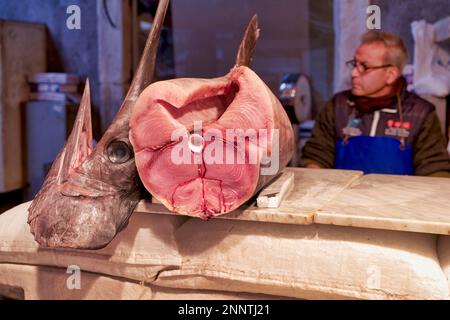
[{"xmin": 27, "ymin": 0, "xmax": 170, "ymax": 249}]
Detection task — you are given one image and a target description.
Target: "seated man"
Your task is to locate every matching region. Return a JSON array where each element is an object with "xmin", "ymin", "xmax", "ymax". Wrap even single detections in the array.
[{"xmin": 301, "ymin": 31, "xmax": 450, "ymax": 177}]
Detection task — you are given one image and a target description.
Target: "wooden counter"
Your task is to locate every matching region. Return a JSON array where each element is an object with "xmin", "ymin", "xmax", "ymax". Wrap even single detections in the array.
[{"xmin": 135, "ymin": 168, "xmax": 362, "ymax": 225}]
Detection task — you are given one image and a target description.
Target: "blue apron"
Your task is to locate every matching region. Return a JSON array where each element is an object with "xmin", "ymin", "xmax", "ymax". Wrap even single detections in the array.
[{"xmin": 335, "ymin": 136, "xmax": 413, "ymax": 175}]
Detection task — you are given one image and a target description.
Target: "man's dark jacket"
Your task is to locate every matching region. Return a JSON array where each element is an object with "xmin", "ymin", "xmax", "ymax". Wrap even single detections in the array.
[{"xmin": 301, "ymin": 87, "xmax": 450, "ymax": 177}]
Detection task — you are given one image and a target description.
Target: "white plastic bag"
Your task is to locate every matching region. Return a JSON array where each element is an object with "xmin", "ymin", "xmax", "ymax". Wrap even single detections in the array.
[{"xmin": 411, "ymin": 19, "xmax": 450, "ymax": 97}]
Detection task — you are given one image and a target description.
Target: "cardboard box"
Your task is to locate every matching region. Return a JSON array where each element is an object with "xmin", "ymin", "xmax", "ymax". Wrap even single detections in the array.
[{"xmin": 0, "ymin": 21, "xmax": 46, "ymax": 192}]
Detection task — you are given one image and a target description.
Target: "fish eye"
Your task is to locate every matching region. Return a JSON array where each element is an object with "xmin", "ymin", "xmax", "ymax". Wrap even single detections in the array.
[{"xmin": 106, "ymin": 140, "xmax": 133, "ymax": 164}]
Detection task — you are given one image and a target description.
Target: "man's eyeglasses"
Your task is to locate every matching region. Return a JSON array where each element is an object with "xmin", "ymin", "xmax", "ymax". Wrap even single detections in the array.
[{"xmin": 346, "ymin": 59, "xmax": 392, "ymax": 74}]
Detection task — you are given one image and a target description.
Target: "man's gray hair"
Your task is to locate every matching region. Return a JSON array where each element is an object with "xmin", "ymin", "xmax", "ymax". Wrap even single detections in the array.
[{"xmin": 360, "ymin": 31, "xmax": 408, "ymax": 71}]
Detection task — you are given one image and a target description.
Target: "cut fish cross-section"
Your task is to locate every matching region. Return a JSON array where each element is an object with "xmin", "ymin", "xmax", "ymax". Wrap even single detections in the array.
[{"xmin": 130, "ymin": 66, "xmax": 295, "ymax": 219}]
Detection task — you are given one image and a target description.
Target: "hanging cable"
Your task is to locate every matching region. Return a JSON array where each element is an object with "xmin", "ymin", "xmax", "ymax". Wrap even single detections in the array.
[{"xmin": 103, "ymin": 0, "xmax": 117, "ymax": 29}]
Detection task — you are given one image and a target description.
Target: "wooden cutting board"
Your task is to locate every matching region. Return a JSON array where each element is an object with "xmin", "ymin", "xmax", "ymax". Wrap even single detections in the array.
[
  {"xmin": 135, "ymin": 168, "xmax": 363, "ymax": 225},
  {"xmin": 316, "ymin": 174, "xmax": 450, "ymax": 235}
]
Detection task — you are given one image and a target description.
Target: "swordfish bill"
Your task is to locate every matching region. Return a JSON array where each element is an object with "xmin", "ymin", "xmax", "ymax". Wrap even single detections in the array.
[{"xmin": 27, "ymin": 0, "xmax": 170, "ymax": 249}]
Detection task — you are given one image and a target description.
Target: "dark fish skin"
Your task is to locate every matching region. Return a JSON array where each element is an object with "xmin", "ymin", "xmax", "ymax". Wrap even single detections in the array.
[{"xmin": 27, "ymin": 0, "xmax": 170, "ymax": 250}]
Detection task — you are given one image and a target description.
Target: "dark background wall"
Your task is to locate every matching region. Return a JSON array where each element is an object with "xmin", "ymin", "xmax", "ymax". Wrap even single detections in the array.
[
  {"xmin": 171, "ymin": 0, "xmax": 310, "ymax": 91},
  {"xmin": 372, "ymin": 0, "xmax": 450, "ymax": 63},
  {"xmin": 0, "ymin": 0, "xmax": 98, "ymax": 76},
  {"xmin": 171, "ymin": 0, "xmax": 334, "ymax": 116},
  {"xmin": 4, "ymin": 0, "xmax": 446, "ymax": 126},
  {"xmin": 0, "ymin": 0, "xmax": 101, "ymax": 136},
  {"xmin": 309, "ymin": 0, "xmax": 334, "ymax": 115}
]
